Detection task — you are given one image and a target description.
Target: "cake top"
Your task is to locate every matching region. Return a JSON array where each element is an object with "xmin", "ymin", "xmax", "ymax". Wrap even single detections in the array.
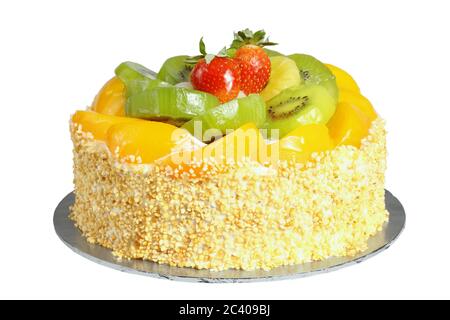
[{"xmin": 72, "ymin": 29, "xmax": 378, "ymax": 174}]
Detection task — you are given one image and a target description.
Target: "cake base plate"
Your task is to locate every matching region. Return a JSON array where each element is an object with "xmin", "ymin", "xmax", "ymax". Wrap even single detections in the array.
[{"xmin": 54, "ymin": 190, "xmax": 405, "ymax": 283}]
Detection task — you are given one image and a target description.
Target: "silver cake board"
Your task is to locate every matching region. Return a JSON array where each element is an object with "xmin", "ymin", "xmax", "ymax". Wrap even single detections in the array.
[{"xmin": 54, "ymin": 190, "xmax": 405, "ymax": 283}]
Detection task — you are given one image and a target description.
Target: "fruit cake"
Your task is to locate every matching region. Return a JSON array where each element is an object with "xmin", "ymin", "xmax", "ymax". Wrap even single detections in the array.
[{"xmin": 69, "ymin": 29, "xmax": 388, "ymax": 271}]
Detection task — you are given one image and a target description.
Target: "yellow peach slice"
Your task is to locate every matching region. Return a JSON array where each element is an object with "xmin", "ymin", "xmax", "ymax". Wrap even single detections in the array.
[
  {"xmin": 72, "ymin": 110, "xmax": 138, "ymax": 141},
  {"xmin": 92, "ymin": 77, "xmax": 126, "ymax": 116},
  {"xmin": 270, "ymin": 124, "xmax": 334, "ymax": 163},
  {"xmin": 106, "ymin": 120, "xmax": 196, "ymax": 164},
  {"xmin": 327, "ymin": 102, "xmax": 371, "ymax": 148},
  {"xmin": 339, "ymin": 89, "xmax": 377, "ymax": 121},
  {"xmin": 325, "ymin": 63, "xmax": 360, "ymax": 94}
]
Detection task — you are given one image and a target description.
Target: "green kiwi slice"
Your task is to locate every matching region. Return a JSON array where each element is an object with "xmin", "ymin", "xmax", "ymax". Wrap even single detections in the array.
[
  {"xmin": 126, "ymin": 87, "xmax": 220, "ymax": 124},
  {"xmin": 115, "ymin": 61, "xmax": 168, "ymax": 96},
  {"xmin": 288, "ymin": 54, "xmax": 339, "ymax": 102},
  {"xmin": 264, "ymin": 85, "xmax": 336, "ymax": 138},
  {"xmin": 157, "ymin": 55, "xmax": 193, "ymax": 85},
  {"xmin": 182, "ymin": 94, "xmax": 266, "ymax": 141}
]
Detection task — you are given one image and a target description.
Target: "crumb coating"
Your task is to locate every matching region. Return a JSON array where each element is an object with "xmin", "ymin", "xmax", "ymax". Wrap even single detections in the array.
[{"xmin": 69, "ymin": 118, "xmax": 388, "ymax": 271}]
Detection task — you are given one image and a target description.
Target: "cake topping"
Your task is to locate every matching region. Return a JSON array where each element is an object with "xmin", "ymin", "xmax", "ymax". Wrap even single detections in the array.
[{"xmin": 81, "ymin": 29, "xmax": 378, "ymax": 168}]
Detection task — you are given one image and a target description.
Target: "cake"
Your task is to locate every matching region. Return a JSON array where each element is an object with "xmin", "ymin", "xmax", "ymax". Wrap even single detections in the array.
[{"xmin": 69, "ymin": 29, "xmax": 389, "ymax": 271}]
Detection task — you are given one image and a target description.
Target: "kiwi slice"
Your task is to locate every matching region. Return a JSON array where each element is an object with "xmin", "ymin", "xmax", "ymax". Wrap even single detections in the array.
[
  {"xmin": 182, "ymin": 94, "xmax": 266, "ymax": 141},
  {"xmin": 288, "ymin": 54, "xmax": 339, "ymax": 102},
  {"xmin": 157, "ymin": 55, "xmax": 194, "ymax": 85},
  {"xmin": 126, "ymin": 87, "xmax": 220, "ymax": 124},
  {"xmin": 264, "ymin": 85, "xmax": 336, "ymax": 138},
  {"xmin": 115, "ymin": 61, "xmax": 168, "ymax": 96}
]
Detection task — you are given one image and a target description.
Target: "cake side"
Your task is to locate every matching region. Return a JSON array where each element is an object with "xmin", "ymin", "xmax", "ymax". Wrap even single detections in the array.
[{"xmin": 69, "ymin": 118, "xmax": 388, "ymax": 271}]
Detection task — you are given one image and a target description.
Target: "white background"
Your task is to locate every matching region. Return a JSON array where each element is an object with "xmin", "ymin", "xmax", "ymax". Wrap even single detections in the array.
[{"xmin": 1, "ymin": 0, "xmax": 449, "ymax": 299}]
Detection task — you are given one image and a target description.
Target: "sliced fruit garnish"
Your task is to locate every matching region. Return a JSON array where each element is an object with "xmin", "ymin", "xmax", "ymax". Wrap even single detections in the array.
[
  {"xmin": 325, "ymin": 63, "xmax": 360, "ymax": 94},
  {"xmin": 269, "ymin": 124, "xmax": 334, "ymax": 163},
  {"xmin": 157, "ymin": 55, "xmax": 193, "ymax": 85},
  {"xmin": 115, "ymin": 61, "xmax": 167, "ymax": 96},
  {"xmin": 125, "ymin": 87, "xmax": 220, "ymax": 124},
  {"xmin": 263, "ymin": 84, "xmax": 337, "ymax": 138},
  {"xmin": 327, "ymin": 101, "xmax": 371, "ymax": 147},
  {"xmin": 182, "ymin": 94, "xmax": 266, "ymax": 141},
  {"xmin": 91, "ymin": 77, "xmax": 126, "ymax": 117},
  {"xmin": 106, "ymin": 120, "xmax": 198, "ymax": 164},
  {"xmin": 260, "ymin": 56, "xmax": 302, "ymax": 101},
  {"xmin": 339, "ymin": 89, "xmax": 377, "ymax": 121},
  {"xmin": 72, "ymin": 110, "xmax": 139, "ymax": 141},
  {"xmin": 288, "ymin": 54, "xmax": 338, "ymax": 102}
]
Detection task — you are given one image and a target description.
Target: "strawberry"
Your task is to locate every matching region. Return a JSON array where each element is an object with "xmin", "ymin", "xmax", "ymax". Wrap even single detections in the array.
[
  {"xmin": 189, "ymin": 38, "xmax": 241, "ymax": 103},
  {"xmin": 235, "ymin": 45, "xmax": 271, "ymax": 94},
  {"xmin": 230, "ymin": 29, "xmax": 277, "ymax": 95}
]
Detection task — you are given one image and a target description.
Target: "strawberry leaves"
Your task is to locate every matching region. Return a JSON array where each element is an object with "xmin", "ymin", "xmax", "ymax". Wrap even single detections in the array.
[
  {"xmin": 199, "ymin": 37, "xmax": 207, "ymax": 56},
  {"xmin": 186, "ymin": 38, "xmax": 230, "ymax": 65},
  {"xmin": 231, "ymin": 29, "xmax": 278, "ymax": 50}
]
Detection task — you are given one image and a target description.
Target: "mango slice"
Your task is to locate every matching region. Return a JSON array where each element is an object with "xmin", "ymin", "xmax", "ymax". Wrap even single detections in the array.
[
  {"xmin": 72, "ymin": 110, "xmax": 138, "ymax": 141},
  {"xmin": 106, "ymin": 120, "xmax": 196, "ymax": 164},
  {"xmin": 270, "ymin": 124, "xmax": 334, "ymax": 163},
  {"xmin": 92, "ymin": 77, "xmax": 126, "ymax": 116},
  {"xmin": 327, "ymin": 102, "xmax": 371, "ymax": 148}
]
